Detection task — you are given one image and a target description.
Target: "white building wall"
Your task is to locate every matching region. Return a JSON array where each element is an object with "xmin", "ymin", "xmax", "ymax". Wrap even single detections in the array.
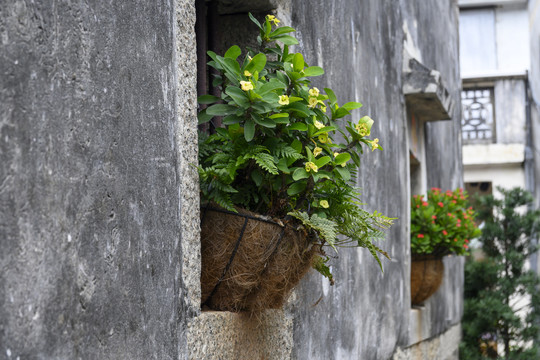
[{"xmin": 459, "ymin": 3, "xmax": 529, "ymax": 78}]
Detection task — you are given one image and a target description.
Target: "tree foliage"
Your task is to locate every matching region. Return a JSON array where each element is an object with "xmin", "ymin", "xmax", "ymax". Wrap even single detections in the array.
[{"xmin": 460, "ymin": 187, "xmax": 540, "ymax": 359}]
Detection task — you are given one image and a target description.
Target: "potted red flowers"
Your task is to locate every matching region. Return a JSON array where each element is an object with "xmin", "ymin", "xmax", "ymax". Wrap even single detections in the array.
[{"xmin": 410, "ymin": 188, "xmax": 481, "ymax": 305}]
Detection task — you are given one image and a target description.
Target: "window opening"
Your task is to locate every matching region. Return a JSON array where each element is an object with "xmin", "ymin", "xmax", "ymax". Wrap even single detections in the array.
[{"xmin": 461, "ymin": 87, "xmax": 495, "ymax": 143}]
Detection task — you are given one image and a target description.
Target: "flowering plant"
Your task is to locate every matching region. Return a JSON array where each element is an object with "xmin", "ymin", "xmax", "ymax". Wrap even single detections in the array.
[
  {"xmin": 198, "ymin": 14, "xmax": 393, "ymax": 279},
  {"xmin": 410, "ymin": 188, "xmax": 481, "ymax": 256}
]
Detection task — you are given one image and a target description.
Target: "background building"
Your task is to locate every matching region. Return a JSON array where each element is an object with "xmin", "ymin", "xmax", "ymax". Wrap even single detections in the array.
[
  {"xmin": 459, "ymin": 0, "xmax": 532, "ymax": 201},
  {"xmin": 459, "ymin": 0, "xmax": 539, "ymax": 271}
]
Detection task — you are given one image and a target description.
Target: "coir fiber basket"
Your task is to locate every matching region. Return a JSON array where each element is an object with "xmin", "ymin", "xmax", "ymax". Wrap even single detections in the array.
[
  {"xmin": 200, "ymin": 205, "xmax": 320, "ymax": 313},
  {"xmin": 410, "ymin": 254, "xmax": 444, "ymax": 305}
]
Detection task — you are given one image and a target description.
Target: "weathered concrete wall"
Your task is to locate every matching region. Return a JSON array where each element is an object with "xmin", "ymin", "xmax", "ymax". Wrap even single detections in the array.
[
  {"xmin": 0, "ymin": 0, "xmax": 198, "ymax": 358},
  {"xmin": 529, "ymin": 0, "xmax": 540, "ymax": 273},
  {"xmin": 494, "ymin": 79, "xmax": 527, "ymax": 144},
  {"xmin": 393, "ymin": 323, "xmax": 461, "ymax": 360},
  {"xmin": 285, "ymin": 1, "xmax": 463, "ymax": 359},
  {"xmin": 1, "ymin": 0, "xmax": 464, "ymax": 358}
]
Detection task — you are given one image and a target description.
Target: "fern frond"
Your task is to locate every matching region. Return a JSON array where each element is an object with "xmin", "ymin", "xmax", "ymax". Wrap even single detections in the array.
[
  {"xmin": 288, "ymin": 210, "xmax": 338, "ymax": 248},
  {"xmin": 209, "ymin": 188, "xmax": 235, "ymax": 212},
  {"xmin": 249, "ymin": 153, "xmax": 278, "ymax": 174},
  {"xmin": 276, "ymin": 145, "xmax": 303, "ymax": 160}
]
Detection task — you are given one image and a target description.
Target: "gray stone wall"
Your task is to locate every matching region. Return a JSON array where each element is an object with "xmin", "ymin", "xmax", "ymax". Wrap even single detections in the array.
[
  {"xmin": 0, "ymin": 0, "xmax": 197, "ymax": 358},
  {"xmin": 1, "ymin": 0, "xmax": 464, "ymax": 359},
  {"xmin": 528, "ymin": 0, "xmax": 540, "ymax": 274},
  {"xmin": 494, "ymin": 79, "xmax": 527, "ymax": 144},
  {"xmin": 285, "ymin": 1, "xmax": 463, "ymax": 359}
]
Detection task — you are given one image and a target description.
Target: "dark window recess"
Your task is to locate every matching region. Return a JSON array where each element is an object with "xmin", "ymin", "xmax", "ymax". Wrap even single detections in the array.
[
  {"xmin": 196, "ymin": 1, "xmax": 270, "ymax": 133},
  {"xmin": 465, "ymin": 181, "xmax": 492, "ymax": 211},
  {"xmin": 196, "ymin": 0, "xmax": 221, "ymax": 133},
  {"xmin": 461, "ymin": 88, "xmax": 496, "ymax": 143}
]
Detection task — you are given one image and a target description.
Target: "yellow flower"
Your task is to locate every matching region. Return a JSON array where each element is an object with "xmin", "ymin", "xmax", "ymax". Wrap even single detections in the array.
[
  {"xmin": 308, "ymin": 97, "xmax": 318, "ymax": 108},
  {"xmin": 305, "ymin": 162, "xmax": 318, "ymax": 173},
  {"xmin": 318, "ymin": 133, "xmax": 328, "ymax": 143},
  {"xmin": 278, "ymin": 95, "xmax": 290, "ymax": 105},
  {"xmin": 313, "ymin": 147, "xmax": 322, "ymax": 157},
  {"xmin": 267, "ymin": 15, "xmax": 280, "ymax": 25},
  {"xmin": 320, "ymin": 200, "xmax": 329, "ymax": 208},
  {"xmin": 370, "ymin": 138, "xmax": 380, "ymax": 151},
  {"xmin": 309, "ymin": 87, "xmax": 320, "ymax": 97},
  {"xmin": 248, "ymin": 55, "xmax": 253, "ymax": 61},
  {"xmin": 355, "ymin": 123, "xmax": 369, "ymax": 137},
  {"xmin": 240, "ymin": 81, "xmax": 253, "ymax": 91},
  {"xmin": 333, "ymin": 152, "xmax": 340, "ymax": 157},
  {"xmin": 314, "ymin": 120, "xmax": 324, "ymax": 129},
  {"xmin": 244, "ymin": 70, "xmax": 252, "ymax": 77},
  {"xmin": 320, "ymin": 105, "xmax": 327, "ymax": 113}
]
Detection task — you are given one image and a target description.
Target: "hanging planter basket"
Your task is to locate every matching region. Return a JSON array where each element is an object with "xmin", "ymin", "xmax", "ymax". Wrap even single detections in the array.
[
  {"xmin": 200, "ymin": 205, "xmax": 320, "ymax": 313},
  {"xmin": 410, "ymin": 254, "xmax": 444, "ymax": 305}
]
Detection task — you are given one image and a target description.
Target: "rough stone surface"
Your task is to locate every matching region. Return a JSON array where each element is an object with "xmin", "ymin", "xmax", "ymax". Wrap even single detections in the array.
[
  {"xmin": 406, "ymin": 256, "xmax": 465, "ymax": 347},
  {"xmin": 393, "ymin": 323, "xmax": 461, "ymax": 360},
  {"xmin": 403, "ymin": 58, "xmax": 454, "ymax": 121},
  {"xmin": 0, "ymin": 0, "xmax": 197, "ymax": 358},
  {"xmin": 286, "ymin": 1, "xmax": 463, "ymax": 359},
  {"xmin": 187, "ymin": 311, "xmax": 293, "ymax": 360},
  {"xmin": 1, "ymin": 0, "xmax": 464, "ymax": 359}
]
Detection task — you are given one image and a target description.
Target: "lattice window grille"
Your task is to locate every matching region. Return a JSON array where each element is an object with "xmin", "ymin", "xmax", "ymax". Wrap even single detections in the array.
[{"xmin": 461, "ymin": 88, "xmax": 495, "ymax": 142}]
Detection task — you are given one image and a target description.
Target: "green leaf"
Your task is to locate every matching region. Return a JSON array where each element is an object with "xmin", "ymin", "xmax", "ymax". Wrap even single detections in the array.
[
  {"xmin": 288, "ymin": 123, "xmax": 308, "ymax": 131},
  {"xmin": 248, "ymin": 13, "xmax": 262, "ymax": 30},
  {"xmin": 283, "ymin": 102, "xmax": 311, "ymax": 117},
  {"xmin": 293, "ymin": 53, "xmax": 304, "ymax": 72},
  {"xmin": 225, "ymin": 86, "xmax": 249, "ymax": 107},
  {"xmin": 305, "ymin": 146, "xmax": 313, "ymax": 161},
  {"xmin": 197, "ymin": 109, "xmax": 213, "ymax": 124},
  {"xmin": 288, "ymin": 96, "xmax": 304, "ymax": 103},
  {"xmin": 206, "ymin": 104, "xmax": 237, "ymax": 116},
  {"xmin": 287, "ymin": 181, "xmax": 307, "ymax": 196},
  {"xmin": 269, "ymin": 26, "xmax": 296, "ymax": 37},
  {"xmin": 291, "ymin": 139, "xmax": 302, "ymax": 153},
  {"xmin": 334, "ymin": 153, "xmax": 351, "ymax": 165},
  {"xmin": 334, "ymin": 107, "xmax": 350, "ymax": 119},
  {"xmin": 251, "ymin": 169, "xmax": 263, "ymax": 186},
  {"xmin": 206, "ymin": 50, "xmax": 219, "ymax": 63},
  {"xmin": 272, "ymin": 116, "xmax": 290, "ymax": 124},
  {"xmin": 197, "ymin": 95, "xmax": 220, "ymax": 104},
  {"xmin": 224, "ymin": 45, "xmax": 241, "ymax": 60},
  {"xmin": 223, "ymin": 58, "xmax": 241, "ymax": 76},
  {"xmin": 261, "ymin": 92, "xmax": 279, "ymax": 104},
  {"xmin": 258, "ymin": 79, "xmax": 286, "ymax": 95},
  {"xmin": 334, "ymin": 166, "xmax": 351, "ymax": 181},
  {"xmin": 222, "ymin": 115, "xmax": 243, "ymax": 125},
  {"xmin": 277, "ymin": 158, "xmax": 291, "ymax": 173},
  {"xmin": 269, "ymin": 113, "xmax": 289, "ymax": 119},
  {"xmin": 292, "ymin": 167, "xmax": 309, "ymax": 181},
  {"xmin": 274, "ymin": 35, "xmax": 299, "ymax": 45},
  {"xmin": 303, "ymin": 66, "xmax": 324, "ymax": 77},
  {"xmin": 252, "ymin": 114, "xmax": 276, "ymax": 128},
  {"xmin": 313, "ymin": 126, "xmax": 337, "ymax": 136},
  {"xmin": 342, "ymin": 102, "xmax": 363, "ymax": 111},
  {"xmin": 324, "ymin": 88, "xmax": 337, "ymax": 105},
  {"xmin": 244, "ymin": 119, "xmax": 255, "ymax": 141},
  {"xmin": 246, "ymin": 53, "xmax": 267, "ymax": 74},
  {"xmin": 314, "ymin": 156, "xmax": 331, "ymax": 168}
]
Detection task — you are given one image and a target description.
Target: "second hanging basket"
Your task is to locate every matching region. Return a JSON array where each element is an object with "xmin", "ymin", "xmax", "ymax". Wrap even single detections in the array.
[{"xmin": 410, "ymin": 254, "xmax": 445, "ymax": 305}]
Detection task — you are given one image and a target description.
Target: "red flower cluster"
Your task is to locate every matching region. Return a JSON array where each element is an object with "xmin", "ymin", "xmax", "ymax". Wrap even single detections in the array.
[{"xmin": 410, "ymin": 188, "xmax": 481, "ymax": 256}]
